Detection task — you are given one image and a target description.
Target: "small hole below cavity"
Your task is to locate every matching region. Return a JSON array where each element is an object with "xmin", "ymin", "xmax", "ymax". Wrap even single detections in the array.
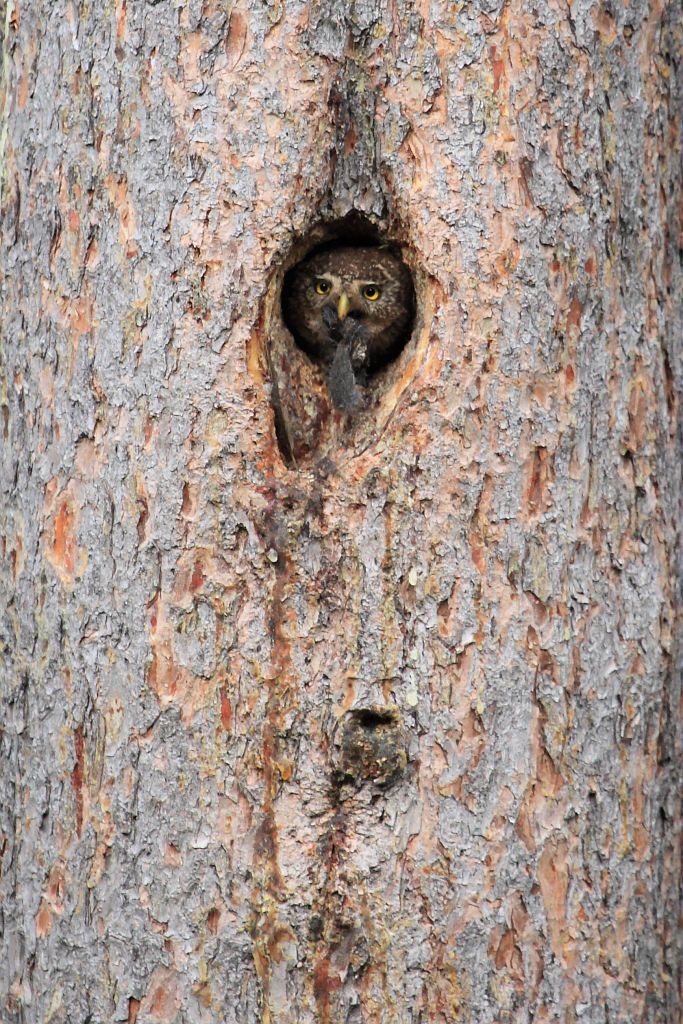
[{"xmin": 351, "ymin": 708, "xmax": 397, "ymax": 731}]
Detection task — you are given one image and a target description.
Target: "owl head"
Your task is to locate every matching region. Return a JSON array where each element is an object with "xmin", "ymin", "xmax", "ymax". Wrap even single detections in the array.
[{"xmin": 283, "ymin": 246, "xmax": 414, "ymax": 372}]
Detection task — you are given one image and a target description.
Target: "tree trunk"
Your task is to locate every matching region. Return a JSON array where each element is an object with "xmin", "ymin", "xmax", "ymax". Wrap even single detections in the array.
[{"xmin": 1, "ymin": 2, "xmax": 681, "ymax": 1022}]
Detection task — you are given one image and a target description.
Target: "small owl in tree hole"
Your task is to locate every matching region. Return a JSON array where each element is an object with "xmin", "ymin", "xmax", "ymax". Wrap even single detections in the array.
[{"xmin": 283, "ymin": 246, "xmax": 414, "ymax": 411}]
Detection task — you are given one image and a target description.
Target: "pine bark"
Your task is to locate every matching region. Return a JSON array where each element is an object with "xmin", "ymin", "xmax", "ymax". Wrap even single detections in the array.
[{"xmin": 1, "ymin": 2, "xmax": 681, "ymax": 1023}]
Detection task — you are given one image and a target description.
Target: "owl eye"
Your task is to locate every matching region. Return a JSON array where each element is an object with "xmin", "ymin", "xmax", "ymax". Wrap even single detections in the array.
[
  {"xmin": 314, "ymin": 279, "xmax": 331, "ymax": 295},
  {"xmin": 364, "ymin": 284, "xmax": 381, "ymax": 300}
]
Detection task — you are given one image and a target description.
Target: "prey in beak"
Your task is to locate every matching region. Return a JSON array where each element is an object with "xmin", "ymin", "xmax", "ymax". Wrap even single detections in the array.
[{"xmin": 320, "ymin": 299, "xmax": 369, "ymax": 412}]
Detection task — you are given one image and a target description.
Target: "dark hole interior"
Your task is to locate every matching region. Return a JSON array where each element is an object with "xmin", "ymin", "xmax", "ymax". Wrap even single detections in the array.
[
  {"xmin": 352, "ymin": 708, "xmax": 396, "ymax": 731},
  {"xmin": 309, "ymin": 211, "xmax": 383, "ymax": 250}
]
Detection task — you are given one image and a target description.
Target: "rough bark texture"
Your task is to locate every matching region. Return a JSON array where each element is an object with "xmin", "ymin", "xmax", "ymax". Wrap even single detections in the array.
[{"xmin": 1, "ymin": 2, "xmax": 681, "ymax": 1023}]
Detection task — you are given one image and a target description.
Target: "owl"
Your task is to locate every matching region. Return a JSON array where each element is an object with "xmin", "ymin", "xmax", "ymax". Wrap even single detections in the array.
[{"xmin": 283, "ymin": 246, "xmax": 414, "ymax": 409}]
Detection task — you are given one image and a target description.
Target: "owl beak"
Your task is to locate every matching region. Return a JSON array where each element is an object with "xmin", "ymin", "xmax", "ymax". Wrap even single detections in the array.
[{"xmin": 337, "ymin": 293, "xmax": 350, "ymax": 321}]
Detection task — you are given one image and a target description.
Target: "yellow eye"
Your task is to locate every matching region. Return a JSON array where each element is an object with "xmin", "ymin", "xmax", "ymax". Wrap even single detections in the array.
[
  {"xmin": 364, "ymin": 284, "xmax": 381, "ymax": 300},
  {"xmin": 315, "ymin": 279, "xmax": 331, "ymax": 295}
]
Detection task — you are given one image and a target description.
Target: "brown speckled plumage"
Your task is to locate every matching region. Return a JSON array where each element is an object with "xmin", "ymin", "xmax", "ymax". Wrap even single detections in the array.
[{"xmin": 282, "ymin": 246, "xmax": 414, "ymax": 373}]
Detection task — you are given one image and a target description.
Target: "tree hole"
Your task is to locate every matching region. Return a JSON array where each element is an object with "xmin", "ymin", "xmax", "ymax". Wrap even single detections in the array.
[
  {"xmin": 351, "ymin": 707, "xmax": 397, "ymax": 731},
  {"xmin": 262, "ymin": 213, "xmax": 423, "ymax": 466},
  {"xmin": 333, "ymin": 703, "xmax": 407, "ymax": 787}
]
